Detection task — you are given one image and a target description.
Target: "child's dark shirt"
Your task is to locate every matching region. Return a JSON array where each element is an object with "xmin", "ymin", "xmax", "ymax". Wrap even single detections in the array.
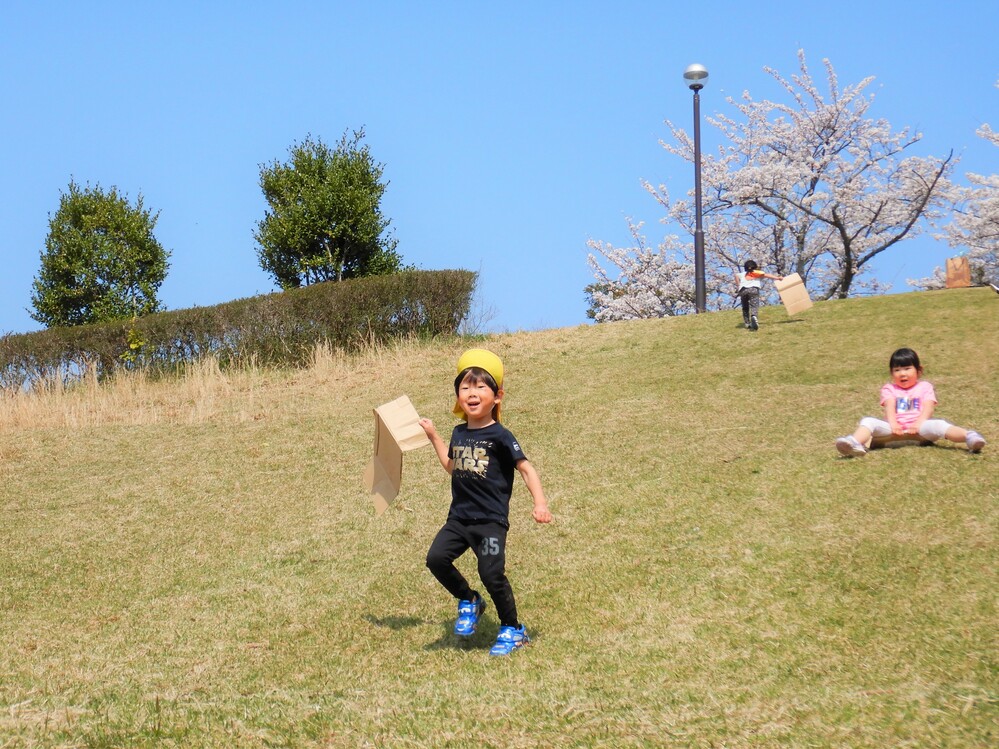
[{"xmin": 447, "ymin": 421, "xmax": 526, "ymax": 528}]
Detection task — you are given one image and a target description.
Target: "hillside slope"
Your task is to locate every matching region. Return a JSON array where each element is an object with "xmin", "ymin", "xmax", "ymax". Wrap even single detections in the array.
[{"xmin": 1, "ymin": 288, "xmax": 996, "ymax": 747}]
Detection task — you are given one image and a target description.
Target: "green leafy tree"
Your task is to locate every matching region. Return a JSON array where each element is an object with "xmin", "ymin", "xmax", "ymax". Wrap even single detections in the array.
[
  {"xmin": 30, "ymin": 181, "xmax": 170, "ymax": 327},
  {"xmin": 255, "ymin": 129, "xmax": 402, "ymax": 288}
]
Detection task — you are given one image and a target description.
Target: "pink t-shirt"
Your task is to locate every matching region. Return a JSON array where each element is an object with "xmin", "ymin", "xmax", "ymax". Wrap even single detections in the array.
[{"xmin": 880, "ymin": 380, "xmax": 937, "ymax": 429}]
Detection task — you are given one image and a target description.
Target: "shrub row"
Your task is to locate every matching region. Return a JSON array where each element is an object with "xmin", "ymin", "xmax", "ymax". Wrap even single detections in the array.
[{"xmin": 0, "ymin": 269, "xmax": 476, "ymax": 391}]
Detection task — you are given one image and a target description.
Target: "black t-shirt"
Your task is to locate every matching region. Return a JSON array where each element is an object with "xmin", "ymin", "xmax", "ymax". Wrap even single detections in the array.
[{"xmin": 447, "ymin": 421, "xmax": 527, "ymax": 527}]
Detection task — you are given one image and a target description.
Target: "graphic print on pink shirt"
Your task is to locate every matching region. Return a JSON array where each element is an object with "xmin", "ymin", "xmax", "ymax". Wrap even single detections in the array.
[{"xmin": 880, "ymin": 380, "xmax": 937, "ymax": 430}]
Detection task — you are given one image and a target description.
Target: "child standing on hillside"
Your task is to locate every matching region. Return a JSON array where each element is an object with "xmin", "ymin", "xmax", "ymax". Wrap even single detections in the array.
[
  {"xmin": 736, "ymin": 260, "xmax": 783, "ymax": 330},
  {"xmin": 419, "ymin": 348, "xmax": 552, "ymax": 656},
  {"xmin": 835, "ymin": 347, "xmax": 987, "ymax": 457}
]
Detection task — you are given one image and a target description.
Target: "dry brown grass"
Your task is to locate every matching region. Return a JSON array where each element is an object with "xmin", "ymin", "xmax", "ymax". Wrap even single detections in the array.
[{"xmin": 0, "ymin": 337, "xmax": 461, "ymax": 432}]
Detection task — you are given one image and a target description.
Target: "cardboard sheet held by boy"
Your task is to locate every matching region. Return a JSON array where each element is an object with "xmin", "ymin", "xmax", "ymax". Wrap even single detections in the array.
[{"xmin": 362, "ymin": 394, "xmax": 430, "ymax": 515}]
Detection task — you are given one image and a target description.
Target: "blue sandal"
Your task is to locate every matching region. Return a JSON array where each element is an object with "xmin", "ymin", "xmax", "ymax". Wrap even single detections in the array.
[
  {"xmin": 454, "ymin": 596, "xmax": 485, "ymax": 636},
  {"xmin": 489, "ymin": 624, "xmax": 529, "ymax": 655}
]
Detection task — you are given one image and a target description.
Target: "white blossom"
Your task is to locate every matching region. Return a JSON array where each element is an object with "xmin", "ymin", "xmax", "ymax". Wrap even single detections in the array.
[{"xmin": 585, "ymin": 220, "xmax": 696, "ymax": 321}]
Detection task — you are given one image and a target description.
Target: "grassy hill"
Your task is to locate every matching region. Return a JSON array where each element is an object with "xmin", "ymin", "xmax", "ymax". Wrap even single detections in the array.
[{"xmin": 1, "ymin": 288, "xmax": 996, "ymax": 748}]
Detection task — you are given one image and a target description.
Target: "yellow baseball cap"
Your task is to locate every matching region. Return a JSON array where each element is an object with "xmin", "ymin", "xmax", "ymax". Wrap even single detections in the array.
[{"xmin": 452, "ymin": 348, "xmax": 504, "ymax": 421}]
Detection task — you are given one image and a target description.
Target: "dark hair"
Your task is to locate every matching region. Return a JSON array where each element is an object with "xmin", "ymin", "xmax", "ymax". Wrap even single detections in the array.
[
  {"xmin": 743, "ymin": 260, "xmax": 759, "ymax": 273},
  {"xmin": 888, "ymin": 347, "xmax": 922, "ymax": 371},
  {"xmin": 454, "ymin": 366, "xmax": 499, "ymax": 396}
]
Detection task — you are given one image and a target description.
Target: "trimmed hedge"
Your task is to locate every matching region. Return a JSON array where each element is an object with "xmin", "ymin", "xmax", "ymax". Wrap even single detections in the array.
[{"xmin": 0, "ymin": 269, "xmax": 476, "ymax": 390}]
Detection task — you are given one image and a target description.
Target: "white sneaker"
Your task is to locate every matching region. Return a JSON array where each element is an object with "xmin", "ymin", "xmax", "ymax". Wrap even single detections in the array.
[
  {"xmin": 966, "ymin": 431, "xmax": 986, "ymax": 453},
  {"xmin": 836, "ymin": 436, "xmax": 867, "ymax": 457}
]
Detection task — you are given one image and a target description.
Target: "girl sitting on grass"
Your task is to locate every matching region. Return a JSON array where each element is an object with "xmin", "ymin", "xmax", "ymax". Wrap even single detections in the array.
[{"xmin": 836, "ymin": 347, "xmax": 987, "ymax": 457}]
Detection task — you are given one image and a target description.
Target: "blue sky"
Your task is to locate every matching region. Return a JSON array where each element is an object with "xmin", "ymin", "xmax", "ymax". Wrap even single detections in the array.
[{"xmin": 1, "ymin": 1, "xmax": 996, "ymax": 336}]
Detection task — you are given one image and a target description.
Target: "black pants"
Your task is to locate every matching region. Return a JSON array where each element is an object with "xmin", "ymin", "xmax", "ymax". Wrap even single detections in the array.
[
  {"xmin": 739, "ymin": 287, "xmax": 760, "ymax": 324},
  {"xmin": 426, "ymin": 518, "xmax": 518, "ymax": 627}
]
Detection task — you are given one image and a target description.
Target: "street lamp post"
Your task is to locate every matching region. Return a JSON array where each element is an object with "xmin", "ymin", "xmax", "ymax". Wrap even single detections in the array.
[{"xmin": 683, "ymin": 63, "xmax": 708, "ymax": 313}]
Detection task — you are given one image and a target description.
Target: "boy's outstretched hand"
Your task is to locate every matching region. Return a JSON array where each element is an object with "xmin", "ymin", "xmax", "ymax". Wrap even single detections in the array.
[
  {"xmin": 419, "ymin": 417, "xmax": 453, "ymax": 473},
  {"xmin": 533, "ymin": 504, "xmax": 553, "ymax": 524},
  {"xmin": 418, "ymin": 417, "xmax": 438, "ymax": 439},
  {"xmin": 517, "ymin": 459, "xmax": 552, "ymax": 525}
]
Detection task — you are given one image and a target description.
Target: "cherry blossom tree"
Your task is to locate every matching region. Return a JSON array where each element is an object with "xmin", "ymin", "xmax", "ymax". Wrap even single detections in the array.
[
  {"xmin": 949, "ymin": 128, "xmax": 999, "ymax": 285},
  {"xmin": 585, "ymin": 221, "xmax": 696, "ymax": 320},
  {"xmin": 588, "ymin": 51, "xmax": 957, "ymax": 320},
  {"xmin": 910, "ymin": 81, "xmax": 999, "ymax": 290}
]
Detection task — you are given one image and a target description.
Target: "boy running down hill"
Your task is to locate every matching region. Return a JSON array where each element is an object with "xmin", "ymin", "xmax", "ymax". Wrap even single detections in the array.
[
  {"xmin": 735, "ymin": 260, "xmax": 783, "ymax": 330},
  {"xmin": 419, "ymin": 348, "xmax": 552, "ymax": 656}
]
